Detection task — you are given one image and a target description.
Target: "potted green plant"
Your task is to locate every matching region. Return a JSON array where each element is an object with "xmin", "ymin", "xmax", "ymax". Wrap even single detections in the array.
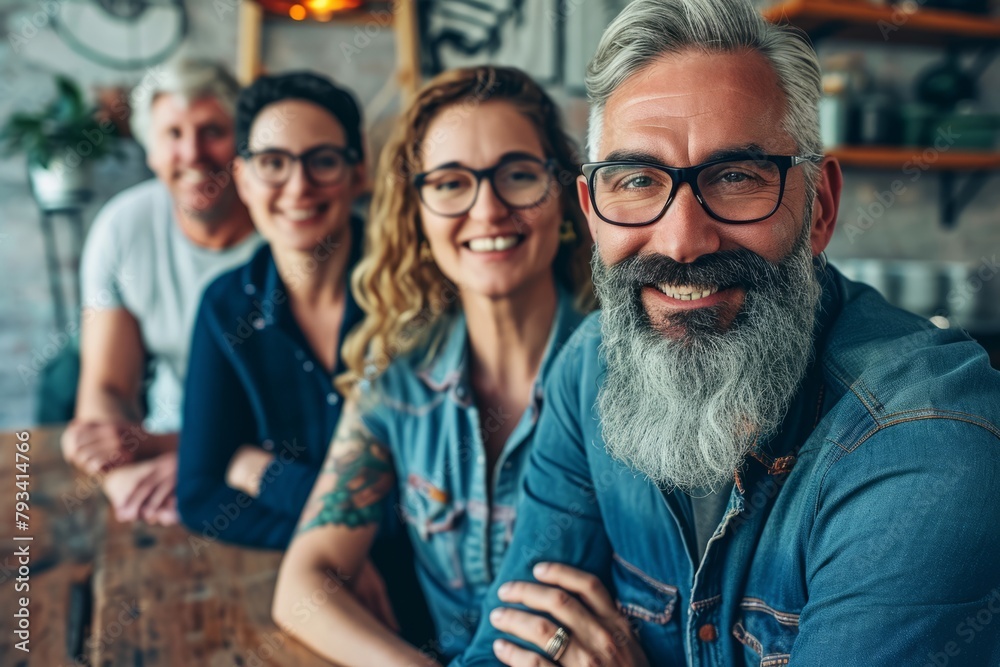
[{"xmin": 0, "ymin": 75, "xmax": 119, "ymax": 210}]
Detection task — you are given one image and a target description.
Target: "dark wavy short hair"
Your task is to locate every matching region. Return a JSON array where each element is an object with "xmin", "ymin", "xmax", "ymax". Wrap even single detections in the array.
[{"xmin": 235, "ymin": 71, "xmax": 364, "ymax": 161}]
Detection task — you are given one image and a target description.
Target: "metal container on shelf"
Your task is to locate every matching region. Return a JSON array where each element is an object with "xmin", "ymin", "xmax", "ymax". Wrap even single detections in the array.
[
  {"xmin": 820, "ymin": 95, "xmax": 851, "ymax": 148},
  {"xmin": 819, "ymin": 69, "xmax": 852, "ymax": 149},
  {"xmin": 854, "ymin": 93, "xmax": 903, "ymax": 146}
]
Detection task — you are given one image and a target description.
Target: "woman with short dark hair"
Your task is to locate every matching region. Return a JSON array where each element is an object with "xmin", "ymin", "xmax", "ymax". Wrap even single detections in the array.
[
  {"xmin": 178, "ymin": 70, "xmax": 367, "ymax": 547},
  {"xmin": 176, "ymin": 73, "xmax": 427, "ymax": 641}
]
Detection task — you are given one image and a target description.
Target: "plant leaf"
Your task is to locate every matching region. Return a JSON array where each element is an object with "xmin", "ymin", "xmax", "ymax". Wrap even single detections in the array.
[{"xmin": 1, "ymin": 74, "xmax": 118, "ymax": 166}]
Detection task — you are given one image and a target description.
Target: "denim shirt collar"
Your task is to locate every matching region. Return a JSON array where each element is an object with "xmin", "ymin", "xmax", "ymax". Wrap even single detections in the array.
[{"xmin": 417, "ymin": 288, "xmax": 585, "ymax": 408}]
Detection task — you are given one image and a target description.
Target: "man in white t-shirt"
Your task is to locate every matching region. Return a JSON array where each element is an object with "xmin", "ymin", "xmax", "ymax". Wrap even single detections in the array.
[{"xmin": 61, "ymin": 60, "xmax": 260, "ymax": 524}]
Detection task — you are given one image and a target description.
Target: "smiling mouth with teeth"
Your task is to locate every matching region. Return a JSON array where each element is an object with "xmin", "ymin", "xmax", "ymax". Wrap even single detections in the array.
[
  {"xmin": 179, "ymin": 169, "xmax": 210, "ymax": 185},
  {"xmin": 464, "ymin": 234, "xmax": 524, "ymax": 253},
  {"xmin": 283, "ymin": 204, "xmax": 329, "ymax": 222},
  {"xmin": 655, "ymin": 283, "xmax": 722, "ymax": 301}
]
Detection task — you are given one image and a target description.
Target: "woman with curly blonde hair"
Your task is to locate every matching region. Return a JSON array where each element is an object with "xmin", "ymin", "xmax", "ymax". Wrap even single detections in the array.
[{"xmin": 273, "ymin": 66, "xmax": 593, "ymax": 666}]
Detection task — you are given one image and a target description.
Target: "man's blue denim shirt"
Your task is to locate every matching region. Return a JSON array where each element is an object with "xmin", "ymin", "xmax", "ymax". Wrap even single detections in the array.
[
  {"xmin": 359, "ymin": 290, "xmax": 585, "ymax": 660},
  {"xmin": 454, "ymin": 267, "xmax": 1000, "ymax": 666}
]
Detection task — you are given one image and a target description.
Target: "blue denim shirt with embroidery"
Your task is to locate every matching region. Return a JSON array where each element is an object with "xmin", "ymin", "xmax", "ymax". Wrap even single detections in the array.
[
  {"xmin": 359, "ymin": 290, "xmax": 585, "ymax": 660},
  {"xmin": 453, "ymin": 267, "xmax": 1000, "ymax": 666}
]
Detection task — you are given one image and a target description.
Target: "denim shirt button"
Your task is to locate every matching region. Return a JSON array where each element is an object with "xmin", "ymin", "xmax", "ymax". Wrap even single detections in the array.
[
  {"xmin": 697, "ymin": 624, "xmax": 718, "ymax": 643},
  {"xmin": 326, "ymin": 392, "xmax": 339, "ymax": 405},
  {"xmin": 303, "ymin": 361, "xmax": 315, "ymax": 372},
  {"xmin": 262, "ymin": 439, "xmax": 275, "ymax": 452},
  {"xmin": 455, "ymin": 386, "xmax": 467, "ymax": 400},
  {"xmin": 244, "ymin": 284, "xmax": 256, "ymax": 295},
  {"xmin": 295, "ymin": 349, "xmax": 306, "ymax": 360}
]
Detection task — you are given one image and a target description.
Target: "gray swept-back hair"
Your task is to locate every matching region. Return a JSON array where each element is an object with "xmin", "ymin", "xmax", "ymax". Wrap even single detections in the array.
[
  {"xmin": 586, "ymin": 0, "xmax": 822, "ymax": 182},
  {"xmin": 129, "ymin": 59, "xmax": 241, "ymax": 149}
]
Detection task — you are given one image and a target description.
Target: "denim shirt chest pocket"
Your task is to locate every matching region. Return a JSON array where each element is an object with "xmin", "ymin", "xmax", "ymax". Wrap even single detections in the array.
[
  {"xmin": 611, "ymin": 554, "xmax": 684, "ymax": 656},
  {"xmin": 731, "ymin": 598, "xmax": 800, "ymax": 667},
  {"xmin": 401, "ymin": 471, "xmax": 467, "ymax": 591}
]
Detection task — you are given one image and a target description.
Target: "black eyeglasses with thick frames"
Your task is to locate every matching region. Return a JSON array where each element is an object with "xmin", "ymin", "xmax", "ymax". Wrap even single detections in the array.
[
  {"xmin": 413, "ymin": 154, "xmax": 559, "ymax": 218},
  {"xmin": 241, "ymin": 144, "xmax": 360, "ymax": 187},
  {"xmin": 581, "ymin": 153, "xmax": 823, "ymax": 227}
]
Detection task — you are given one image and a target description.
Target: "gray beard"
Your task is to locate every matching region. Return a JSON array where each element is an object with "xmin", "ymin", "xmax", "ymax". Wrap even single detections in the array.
[{"xmin": 591, "ymin": 226, "xmax": 822, "ymax": 493}]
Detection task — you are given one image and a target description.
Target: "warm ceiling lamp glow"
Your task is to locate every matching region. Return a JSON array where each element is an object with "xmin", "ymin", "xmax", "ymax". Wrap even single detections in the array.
[
  {"xmin": 259, "ymin": 0, "xmax": 364, "ymax": 20},
  {"xmin": 305, "ymin": 0, "xmax": 362, "ymax": 12}
]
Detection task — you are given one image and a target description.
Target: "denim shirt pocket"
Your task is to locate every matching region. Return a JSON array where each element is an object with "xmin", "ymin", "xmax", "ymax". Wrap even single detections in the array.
[
  {"xmin": 400, "ymin": 473, "xmax": 466, "ymax": 590},
  {"xmin": 611, "ymin": 553, "xmax": 681, "ymax": 650},
  {"xmin": 731, "ymin": 597, "xmax": 800, "ymax": 667}
]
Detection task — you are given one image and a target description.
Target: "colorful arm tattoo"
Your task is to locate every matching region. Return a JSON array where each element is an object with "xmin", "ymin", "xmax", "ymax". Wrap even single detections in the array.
[{"xmin": 298, "ymin": 412, "xmax": 395, "ymax": 533}]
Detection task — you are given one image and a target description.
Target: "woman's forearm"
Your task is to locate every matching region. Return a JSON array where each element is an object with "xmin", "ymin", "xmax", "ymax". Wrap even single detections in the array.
[
  {"xmin": 275, "ymin": 403, "xmax": 429, "ymax": 665},
  {"xmin": 273, "ymin": 562, "xmax": 440, "ymax": 667}
]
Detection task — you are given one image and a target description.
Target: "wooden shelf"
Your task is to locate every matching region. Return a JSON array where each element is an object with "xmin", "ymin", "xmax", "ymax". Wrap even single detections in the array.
[
  {"xmin": 762, "ymin": 0, "xmax": 1000, "ymax": 47},
  {"xmin": 827, "ymin": 145, "xmax": 1000, "ymax": 170}
]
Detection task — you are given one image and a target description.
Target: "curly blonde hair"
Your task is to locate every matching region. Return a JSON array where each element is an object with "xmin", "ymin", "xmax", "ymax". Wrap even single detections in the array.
[{"xmin": 338, "ymin": 66, "xmax": 594, "ymax": 393}]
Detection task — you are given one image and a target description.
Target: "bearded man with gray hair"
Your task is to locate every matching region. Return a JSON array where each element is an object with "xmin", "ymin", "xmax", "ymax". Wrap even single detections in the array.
[{"xmin": 453, "ymin": 1, "xmax": 1000, "ymax": 665}]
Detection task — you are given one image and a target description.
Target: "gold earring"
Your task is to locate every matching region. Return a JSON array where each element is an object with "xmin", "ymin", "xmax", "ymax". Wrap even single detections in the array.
[
  {"xmin": 559, "ymin": 219, "xmax": 577, "ymax": 244},
  {"xmin": 420, "ymin": 241, "xmax": 434, "ymax": 263}
]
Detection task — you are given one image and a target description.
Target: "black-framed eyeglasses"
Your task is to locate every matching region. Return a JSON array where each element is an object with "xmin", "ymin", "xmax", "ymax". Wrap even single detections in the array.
[
  {"xmin": 581, "ymin": 153, "xmax": 822, "ymax": 226},
  {"xmin": 241, "ymin": 144, "xmax": 359, "ymax": 187},
  {"xmin": 413, "ymin": 155, "xmax": 558, "ymax": 217}
]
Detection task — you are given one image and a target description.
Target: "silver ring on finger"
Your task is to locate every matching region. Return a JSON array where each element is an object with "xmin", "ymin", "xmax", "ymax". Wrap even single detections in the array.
[{"xmin": 545, "ymin": 626, "xmax": 571, "ymax": 663}]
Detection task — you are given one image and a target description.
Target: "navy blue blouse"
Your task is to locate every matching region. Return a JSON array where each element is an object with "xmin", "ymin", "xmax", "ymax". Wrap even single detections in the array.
[{"xmin": 177, "ymin": 226, "xmax": 363, "ymax": 549}]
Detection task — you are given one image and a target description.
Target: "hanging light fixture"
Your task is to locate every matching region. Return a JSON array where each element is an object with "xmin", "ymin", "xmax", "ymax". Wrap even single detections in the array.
[{"xmin": 257, "ymin": 0, "xmax": 363, "ymax": 22}]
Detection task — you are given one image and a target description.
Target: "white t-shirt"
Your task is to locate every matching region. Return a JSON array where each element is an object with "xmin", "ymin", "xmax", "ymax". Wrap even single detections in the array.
[{"xmin": 79, "ymin": 179, "xmax": 261, "ymax": 433}]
